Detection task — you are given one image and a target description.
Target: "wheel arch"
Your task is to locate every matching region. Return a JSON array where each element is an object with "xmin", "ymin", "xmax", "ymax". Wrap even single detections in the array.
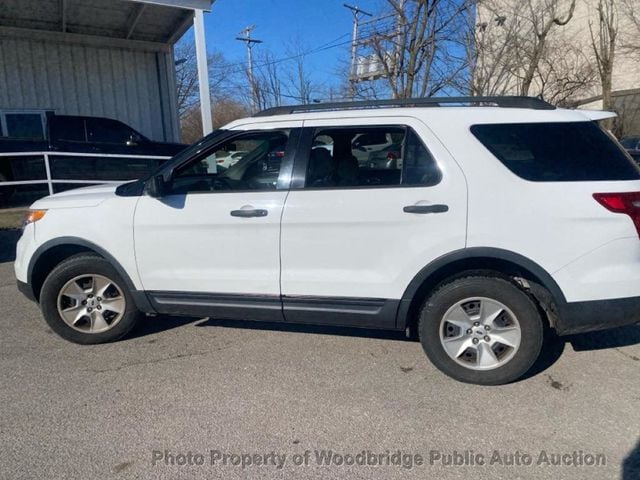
[
  {"xmin": 28, "ymin": 237, "xmax": 153, "ymax": 312},
  {"xmin": 397, "ymin": 248, "xmax": 566, "ymax": 331}
]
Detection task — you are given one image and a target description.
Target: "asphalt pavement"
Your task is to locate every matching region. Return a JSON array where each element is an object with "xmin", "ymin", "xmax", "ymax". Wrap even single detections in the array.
[{"xmin": 0, "ymin": 229, "xmax": 638, "ymax": 479}]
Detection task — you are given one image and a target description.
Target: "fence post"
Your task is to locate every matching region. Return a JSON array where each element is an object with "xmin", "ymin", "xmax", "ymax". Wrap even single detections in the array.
[{"xmin": 43, "ymin": 153, "xmax": 54, "ymax": 195}]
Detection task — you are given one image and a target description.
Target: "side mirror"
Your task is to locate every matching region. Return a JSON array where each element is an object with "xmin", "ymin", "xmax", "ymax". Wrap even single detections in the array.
[{"xmin": 146, "ymin": 174, "xmax": 167, "ymax": 198}]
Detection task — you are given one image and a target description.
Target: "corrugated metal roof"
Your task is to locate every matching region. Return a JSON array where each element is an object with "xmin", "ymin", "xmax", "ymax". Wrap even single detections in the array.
[{"xmin": 0, "ymin": 0, "xmax": 213, "ymax": 44}]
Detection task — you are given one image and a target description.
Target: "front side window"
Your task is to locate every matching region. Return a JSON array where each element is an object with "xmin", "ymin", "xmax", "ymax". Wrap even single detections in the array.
[
  {"xmin": 471, "ymin": 122, "xmax": 640, "ymax": 182},
  {"xmin": 304, "ymin": 126, "xmax": 440, "ymax": 188},
  {"xmin": 171, "ymin": 130, "xmax": 290, "ymax": 193}
]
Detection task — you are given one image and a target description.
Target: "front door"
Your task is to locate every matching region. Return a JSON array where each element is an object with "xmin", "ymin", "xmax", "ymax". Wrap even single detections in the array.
[{"xmin": 134, "ymin": 125, "xmax": 301, "ymax": 320}]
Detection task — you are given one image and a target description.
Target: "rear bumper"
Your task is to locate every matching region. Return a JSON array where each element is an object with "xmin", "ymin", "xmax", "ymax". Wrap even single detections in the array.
[
  {"xmin": 17, "ymin": 280, "xmax": 36, "ymax": 302},
  {"xmin": 556, "ymin": 297, "xmax": 640, "ymax": 335}
]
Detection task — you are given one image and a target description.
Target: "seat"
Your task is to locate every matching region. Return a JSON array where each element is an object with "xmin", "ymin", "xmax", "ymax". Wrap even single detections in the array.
[
  {"xmin": 335, "ymin": 155, "xmax": 359, "ymax": 186},
  {"xmin": 307, "ymin": 148, "xmax": 335, "ymax": 187}
]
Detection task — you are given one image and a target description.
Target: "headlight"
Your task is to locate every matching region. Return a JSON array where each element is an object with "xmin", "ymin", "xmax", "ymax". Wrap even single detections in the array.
[{"xmin": 23, "ymin": 209, "xmax": 46, "ymax": 228}]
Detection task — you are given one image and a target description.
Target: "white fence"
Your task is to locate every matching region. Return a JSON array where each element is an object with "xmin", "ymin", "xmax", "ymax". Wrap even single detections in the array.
[{"xmin": 0, "ymin": 150, "xmax": 172, "ymax": 199}]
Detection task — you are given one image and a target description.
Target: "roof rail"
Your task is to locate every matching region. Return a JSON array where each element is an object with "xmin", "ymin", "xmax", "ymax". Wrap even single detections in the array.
[{"xmin": 253, "ymin": 96, "xmax": 555, "ymax": 117}]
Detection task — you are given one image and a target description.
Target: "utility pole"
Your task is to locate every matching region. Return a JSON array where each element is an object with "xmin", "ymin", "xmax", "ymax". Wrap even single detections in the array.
[
  {"xmin": 236, "ymin": 25, "xmax": 263, "ymax": 113},
  {"xmin": 344, "ymin": 4, "xmax": 372, "ymax": 100}
]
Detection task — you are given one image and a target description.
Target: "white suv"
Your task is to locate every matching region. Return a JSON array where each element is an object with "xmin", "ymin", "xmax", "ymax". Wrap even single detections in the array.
[{"xmin": 14, "ymin": 97, "xmax": 640, "ymax": 385}]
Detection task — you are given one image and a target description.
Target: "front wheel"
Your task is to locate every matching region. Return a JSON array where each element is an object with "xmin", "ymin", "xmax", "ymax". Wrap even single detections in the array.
[
  {"xmin": 40, "ymin": 254, "xmax": 140, "ymax": 344},
  {"xmin": 418, "ymin": 275, "xmax": 543, "ymax": 385}
]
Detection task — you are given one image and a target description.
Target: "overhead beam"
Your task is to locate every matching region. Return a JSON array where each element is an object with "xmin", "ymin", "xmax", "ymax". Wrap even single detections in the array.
[
  {"xmin": 126, "ymin": 3, "xmax": 146, "ymax": 39},
  {"xmin": 0, "ymin": 26, "xmax": 171, "ymax": 53},
  {"xmin": 128, "ymin": 0, "xmax": 213, "ymax": 11},
  {"xmin": 166, "ymin": 10, "xmax": 194, "ymax": 44}
]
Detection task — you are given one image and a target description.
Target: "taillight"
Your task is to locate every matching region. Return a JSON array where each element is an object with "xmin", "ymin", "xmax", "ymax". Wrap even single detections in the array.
[{"xmin": 593, "ymin": 192, "xmax": 640, "ymax": 237}]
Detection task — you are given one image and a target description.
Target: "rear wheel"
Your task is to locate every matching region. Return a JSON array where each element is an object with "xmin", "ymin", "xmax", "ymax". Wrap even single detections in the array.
[
  {"xmin": 40, "ymin": 254, "xmax": 140, "ymax": 344},
  {"xmin": 418, "ymin": 275, "xmax": 543, "ymax": 385}
]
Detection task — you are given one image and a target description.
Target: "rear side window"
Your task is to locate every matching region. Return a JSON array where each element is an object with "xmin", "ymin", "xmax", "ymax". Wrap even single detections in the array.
[
  {"xmin": 304, "ymin": 126, "xmax": 440, "ymax": 189},
  {"xmin": 471, "ymin": 122, "xmax": 640, "ymax": 182}
]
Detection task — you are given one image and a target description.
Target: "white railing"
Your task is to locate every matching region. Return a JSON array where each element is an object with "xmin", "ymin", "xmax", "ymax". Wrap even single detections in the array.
[{"xmin": 0, "ymin": 150, "xmax": 172, "ymax": 195}]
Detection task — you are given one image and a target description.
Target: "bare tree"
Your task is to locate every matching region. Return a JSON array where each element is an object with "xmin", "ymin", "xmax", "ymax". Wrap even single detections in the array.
[
  {"xmin": 470, "ymin": 0, "xmax": 595, "ymax": 104},
  {"xmin": 180, "ymin": 98, "xmax": 249, "ymax": 144},
  {"xmin": 535, "ymin": 46, "xmax": 597, "ymax": 106},
  {"xmin": 619, "ymin": 0, "xmax": 640, "ymax": 56},
  {"xmin": 355, "ymin": 0, "xmax": 472, "ymax": 99},
  {"xmin": 253, "ymin": 51, "xmax": 284, "ymax": 109},
  {"xmin": 518, "ymin": 0, "xmax": 576, "ymax": 95},
  {"xmin": 284, "ymin": 42, "xmax": 317, "ymax": 103},
  {"xmin": 173, "ymin": 43, "xmax": 236, "ymax": 118},
  {"xmin": 589, "ymin": 0, "xmax": 618, "ymax": 115},
  {"xmin": 467, "ymin": 6, "xmax": 523, "ymax": 96}
]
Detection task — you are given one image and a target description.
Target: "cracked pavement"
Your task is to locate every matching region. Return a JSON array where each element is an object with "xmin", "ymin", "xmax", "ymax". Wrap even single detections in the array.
[{"xmin": 0, "ymin": 230, "xmax": 639, "ymax": 479}]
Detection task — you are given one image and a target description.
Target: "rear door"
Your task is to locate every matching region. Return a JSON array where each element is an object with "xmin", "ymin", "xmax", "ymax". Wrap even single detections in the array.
[{"xmin": 279, "ymin": 116, "xmax": 467, "ymax": 328}]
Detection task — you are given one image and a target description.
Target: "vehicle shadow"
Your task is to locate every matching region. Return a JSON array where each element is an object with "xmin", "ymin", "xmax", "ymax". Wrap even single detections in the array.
[
  {"xmin": 623, "ymin": 438, "xmax": 640, "ymax": 480},
  {"xmin": 128, "ymin": 314, "xmax": 204, "ymax": 339},
  {"xmin": 187, "ymin": 317, "xmax": 639, "ymax": 381},
  {"xmin": 522, "ymin": 323, "xmax": 640, "ymax": 380},
  {"xmin": 0, "ymin": 229, "xmax": 20, "ymax": 263}
]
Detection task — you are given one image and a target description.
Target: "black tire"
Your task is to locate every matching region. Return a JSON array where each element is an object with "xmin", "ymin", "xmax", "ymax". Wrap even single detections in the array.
[
  {"xmin": 40, "ymin": 253, "xmax": 140, "ymax": 344},
  {"xmin": 418, "ymin": 275, "xmax": 544, "ymax": 385}
]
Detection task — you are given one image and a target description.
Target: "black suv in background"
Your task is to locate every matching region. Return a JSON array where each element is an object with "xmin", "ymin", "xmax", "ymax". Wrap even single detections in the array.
[
  {"xmin": 0, "ymin": 113, "xmax": 186, "ymax": 156},
  {"xmin": 0, "ymin": 114, "xmax": 187, "ymax": 205}
]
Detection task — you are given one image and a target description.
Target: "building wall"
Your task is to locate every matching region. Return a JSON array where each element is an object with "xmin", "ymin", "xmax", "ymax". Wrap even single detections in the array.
[
  {"xmin": 0, "ymin": 33, "xmax": 179, "ymax": 142},
  {"xmin": 475, "ymin": 0, "xmax": 640, "ymax": 99}
]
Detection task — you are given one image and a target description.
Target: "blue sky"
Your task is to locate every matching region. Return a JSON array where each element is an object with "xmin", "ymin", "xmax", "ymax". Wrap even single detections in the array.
[{"xmin": 179, "ymin": 0, "xmax": 382, "ymax": 89}]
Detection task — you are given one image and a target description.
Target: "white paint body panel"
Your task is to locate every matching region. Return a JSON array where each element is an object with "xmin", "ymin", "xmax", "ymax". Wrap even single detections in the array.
[
  {"xmin": 20, "ymin": 184, "xmax": 142, "ymax": 288},
  {"xmin": 133, "ymin": 191, "xmax": 286, "ymax": 294},
  {"xmin": 280, "ymin": 116, "xmax": 467, "ymax": 299}
]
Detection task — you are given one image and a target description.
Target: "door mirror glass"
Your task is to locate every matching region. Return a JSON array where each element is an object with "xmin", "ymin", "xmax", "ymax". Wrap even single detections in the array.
[{"xmin": 126, "ymin": 134, "xmax": 141, "ymax": 147}]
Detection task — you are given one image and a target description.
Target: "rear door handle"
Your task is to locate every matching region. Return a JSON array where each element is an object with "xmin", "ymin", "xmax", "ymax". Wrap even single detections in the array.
[
  {"xmin": 403, "ymin": 204, "xmax": 449, "ymax": 214},
  {"xmin": 230, "ymin": 208, "xmax": 268, "ymax": 218}
]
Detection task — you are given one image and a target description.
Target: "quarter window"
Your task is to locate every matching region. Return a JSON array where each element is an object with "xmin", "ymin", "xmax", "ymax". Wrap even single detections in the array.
[{"xmin": 471, "ymin": 122, "xmax": 640, "ymax": 182}]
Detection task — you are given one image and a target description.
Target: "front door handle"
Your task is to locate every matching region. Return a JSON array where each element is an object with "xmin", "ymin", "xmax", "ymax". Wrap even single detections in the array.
[
  {"xmin": 403, "ymin": 204, "xmax": 449, "ymax": 214},
  {"xmin": 230, "ymin": 208, "xmax": 268, "ymax": 218}
]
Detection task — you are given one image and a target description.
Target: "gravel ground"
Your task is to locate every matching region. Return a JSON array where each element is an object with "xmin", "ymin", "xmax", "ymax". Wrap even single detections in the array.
[{"xmin": 0, "ymin": 229, "xmax": 638, "ymax": 479}]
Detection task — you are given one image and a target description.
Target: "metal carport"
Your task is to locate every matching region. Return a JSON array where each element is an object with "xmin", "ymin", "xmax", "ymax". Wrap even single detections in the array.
[{"xmin": 0, "ymin": 0, "xmax": 214, "ymax": 141}]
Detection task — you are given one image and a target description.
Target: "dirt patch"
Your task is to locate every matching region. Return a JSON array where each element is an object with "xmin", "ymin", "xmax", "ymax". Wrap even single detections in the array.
[{"xmin": 0, "ymin": 208, "xmax": 25, "ymax": 230}]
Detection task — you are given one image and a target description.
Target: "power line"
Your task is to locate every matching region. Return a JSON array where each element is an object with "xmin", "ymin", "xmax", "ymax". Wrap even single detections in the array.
[{"xmin": 209, "ymin": 31, "xmax": 352, "ymax": 72}]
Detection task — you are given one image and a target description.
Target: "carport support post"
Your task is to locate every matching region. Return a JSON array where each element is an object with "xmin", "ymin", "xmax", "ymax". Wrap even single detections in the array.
[{"xmin": 194, "ymin": 9, "xmax": 213, "ymax": 136}]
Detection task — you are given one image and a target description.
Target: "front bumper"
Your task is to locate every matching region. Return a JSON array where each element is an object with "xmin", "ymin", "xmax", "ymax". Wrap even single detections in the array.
[
  {"xmin": 17, "ymin": 280, "xmax": 36, "ymax": 302},
  {"xmin": 556, "ymin": 296, "xmax": 640, "ymax": 335}
]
